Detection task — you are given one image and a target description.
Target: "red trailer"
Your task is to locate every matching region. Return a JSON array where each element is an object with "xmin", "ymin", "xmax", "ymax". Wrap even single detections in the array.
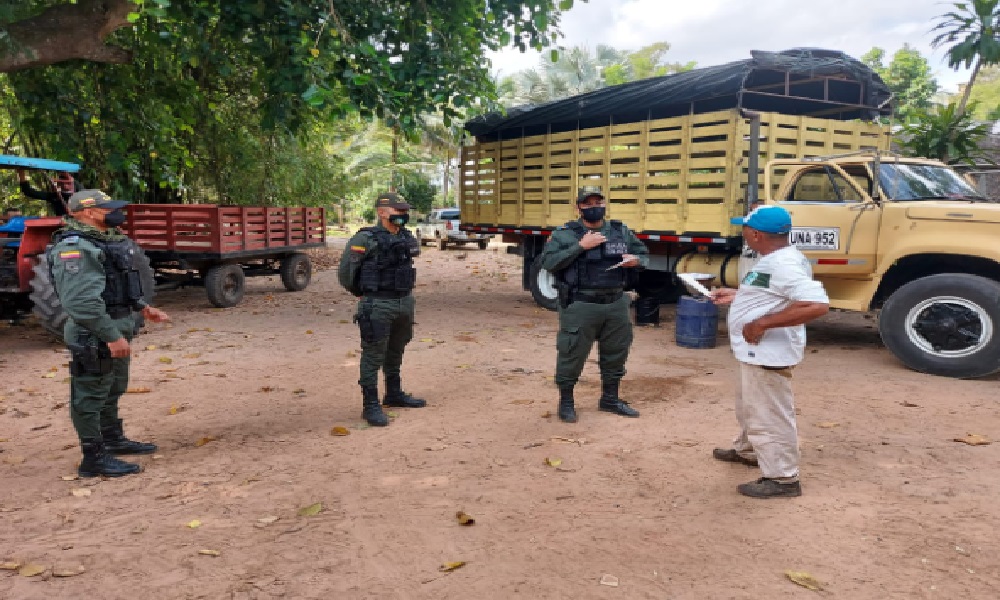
[{"xmin": 123, "ymin": 204, "xmax": 326, "ymax": 308}]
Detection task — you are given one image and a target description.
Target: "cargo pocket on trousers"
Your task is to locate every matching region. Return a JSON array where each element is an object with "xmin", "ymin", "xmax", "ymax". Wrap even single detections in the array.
[{"xmin": 557, "ymin": 326, "xmax": 581, "ymax": 354}]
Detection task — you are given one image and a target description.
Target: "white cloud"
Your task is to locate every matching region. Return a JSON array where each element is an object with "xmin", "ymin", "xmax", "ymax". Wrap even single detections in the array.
[{"xmin": 488, "ymin": 0, "xmax": 972, "ymax": 92}]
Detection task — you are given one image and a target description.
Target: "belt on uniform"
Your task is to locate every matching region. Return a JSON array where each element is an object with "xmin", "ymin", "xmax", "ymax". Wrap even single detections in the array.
[
  {"xmin": 106, "ymin": 306, "xmax": 131, "ymax": 319},
  {"xmin": 572, "ymin": 290, "xmax": 623, "ymax": 304},
  {"xmin": 365, "ymin": 291, "xmax": 411, "ymax": 299}
]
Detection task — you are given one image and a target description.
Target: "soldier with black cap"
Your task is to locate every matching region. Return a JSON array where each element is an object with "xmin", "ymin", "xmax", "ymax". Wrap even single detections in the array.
[
  {"xmin": 48, "ymin": 190, "xmax": 170, "ymax": 478},
  {"xmin": 338, "ymin": 192, "xmax": 427, "ymax": 427},
  {"xmin": 540, "ymin": 189, "xmax": 649, "ymax": 423}
]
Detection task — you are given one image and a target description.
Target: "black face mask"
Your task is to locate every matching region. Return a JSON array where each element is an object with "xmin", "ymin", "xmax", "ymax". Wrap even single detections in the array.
[
  {"xmin": 580, "ymin": 206, "xmax": 606, "ymax": 223},
  {"xmin": 388, "ymin": 214, "xmax": 409, "ymax": 227},
  {"xmin": 104, "ymin": 209, "xmax": 126, "ymax": 227}
]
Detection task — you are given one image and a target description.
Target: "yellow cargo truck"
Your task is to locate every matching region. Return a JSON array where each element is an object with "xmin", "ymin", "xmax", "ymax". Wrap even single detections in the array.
[{"xmin": 460, "ymin": 49, "xmax": 1000, "ymax": 378}]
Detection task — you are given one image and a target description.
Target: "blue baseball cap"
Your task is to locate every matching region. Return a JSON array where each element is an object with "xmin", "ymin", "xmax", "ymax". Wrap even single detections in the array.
[{"xmin": 731, "ymin": 205, "xmax": 792, "ymax": 234}]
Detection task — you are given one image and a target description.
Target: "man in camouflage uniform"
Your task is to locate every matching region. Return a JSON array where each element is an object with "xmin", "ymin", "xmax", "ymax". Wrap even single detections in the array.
[
  {"xmin": 49, "ymin": 190, "xmax": 170, "ymax": 477},
  {"xmin": 338, "ymin": 192, "xmax": 426, "ymax": 427},
  {"xmin": 540, "ymin": 190, "xmax": 649, "ymax": 423}
]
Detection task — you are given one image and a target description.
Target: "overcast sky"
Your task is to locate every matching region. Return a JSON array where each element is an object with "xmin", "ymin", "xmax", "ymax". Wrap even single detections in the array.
[{"xmin": 488, "ymin": 0, "xmax": 973, "ymax": 93}]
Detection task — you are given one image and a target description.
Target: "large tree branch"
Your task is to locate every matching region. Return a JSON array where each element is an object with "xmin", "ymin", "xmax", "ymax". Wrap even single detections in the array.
[{"xmin": 0, "ymin": 0, "xmax": 135, "ymax": 73}]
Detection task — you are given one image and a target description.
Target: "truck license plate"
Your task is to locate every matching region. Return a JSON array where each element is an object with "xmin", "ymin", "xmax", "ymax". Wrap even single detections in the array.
[{"xmin": 790, "ymin": 227, "xmax": 839, "ymax": 251}]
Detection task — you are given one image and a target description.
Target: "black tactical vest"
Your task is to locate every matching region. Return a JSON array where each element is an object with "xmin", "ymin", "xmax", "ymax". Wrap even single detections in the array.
[
  {"xmin": 357, "ymin": 227, "xmax": 418, "ymax": 293},
  {"xmin": 558, "ymin": 220, "xmax": 631, "ymax": 290},
  {"xmin": 52, "ymin": 230, "xmax": 145, "ymax": 311}
]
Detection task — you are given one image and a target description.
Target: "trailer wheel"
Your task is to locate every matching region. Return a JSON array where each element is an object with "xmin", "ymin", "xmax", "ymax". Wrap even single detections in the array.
[
  {"xmin": 280, "ymin": 252, "xmax": 312, "ymax": 291},
  {"xmin": 205, "ymin": 264, "xmax": 245, "ymax": 308},
  {"xmin": 28, "ymin": 252, "xmax": 68, "ymax": 336},
  {"xmin": 879, "ymin": 274, "xmax": 1000, "ymax": 378},
  {"xmin": 529, "ymin": 255, "xmax": 559, "ymax": 311},
  {"xmin": 477, "ymin": 239, "xmax": 489, "ymax": 250},
  {"xmin": 436, "ymin": 236, "xmax": 447, "ymax": 251}
]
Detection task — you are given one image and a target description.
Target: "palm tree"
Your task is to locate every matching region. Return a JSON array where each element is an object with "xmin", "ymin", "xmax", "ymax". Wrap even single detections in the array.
[{"xmin": 931, "ymin": 0, "xmax": 1000, "ymax": 117}]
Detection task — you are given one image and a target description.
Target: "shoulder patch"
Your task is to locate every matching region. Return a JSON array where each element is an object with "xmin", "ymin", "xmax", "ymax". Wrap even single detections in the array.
[
  {"xmin": 743, "ymin": 271, "xmax": 771, "ymax": 288},
  {"xmin": 59, "ymin": 250, "xmax": 82, "ymax": 260},
  {"xmin": 62, "ymin": 235, "xmax": 80, "ymax": 244},
  {"xmin": 350, "ymin": 245, "xmax": 366, "ymax": 253}
]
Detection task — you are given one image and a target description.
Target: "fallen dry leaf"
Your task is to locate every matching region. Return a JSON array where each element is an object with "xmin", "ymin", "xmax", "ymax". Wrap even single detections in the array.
[
  {"xmin": 439, "ymin": 561, "xmax": 466, "ymax": 572},
  {"xmin": 43, "ymin": 372, "xmax": 56, "ymax": 378},
  {"xmin": 544, "ymin": 457, "xmax": 563, "ymax": 467},
  {"xmin": 60, "ymin": 475, "xmax": 78, "ymax": 481},
  {"xmin": 785, "ymin": 570, "xmax": 823, "ymax": 591},
  {"xmin": 145, "ymin": 345, "xmax": 157, "ymax": 351},
  {"xmin": 599, "ymin": 574, "xmax": 619, "ymax": 587},
  {"xmin": 541, "ymin": 411, "xmax": 553, "ymax": 419},
  {"xmin": 954, "ymin": 434, "xmax": 991, "ymax": 446},
  {"xmin": 197, "ymin": 549, "xmax": 221, "ymax": 557},
  {"xmin": 194, "ymin": 436, "xmax": 216, "ymax": 447},
  {"xmin": 815, "ymin": 422, "xmax": 840, "ymax": 429},
  {"xmin": 186, "ymin": 519, "xmax": 202, "ymax": 529},
  {"xmin": 70, "ymin": 488, "xmax": 92, "ymax": 498},
  {"xmin": 510, "ymin": 399, "xmax": 533, "ymax": 405},
  {"xmin": 456, "ymin": 511, "xmax": 475, "ymax": 526},
  {"xmin": 305, "ymin": 330, "xmax": 314, "ymax": 334},
  {"xmin": 297, "ymin": 502, "xmax": 323, "ymax": 517},
  {"xmin": 182, "ymin": 353, "xmax": 201, "ymax": 359},
  {"xmin": 52, "ymin": 565, "xmax": 85, "ymax": 577},
  {"xmin": 0, "ymin": 561, "xmax": 21, "ymax": 570},
  {"xmin": 18, "ymin": 563, "xmax": 47, "ymax": 577},
  {"xmin": 330, "ymin": 426, "xmax": 350, "ymax": 436},
  {"xmin": 169, "ymin": 405, "xmax": 184, "ymax": 415},
  {"xmin": 255, "ymin": 515, "xmax": 280, "ymax": 528},
  {"xmin": 158, "ymin": 357, "xmax": 173, "ymax": 364},
  {"xmin": 127, "ymin": 387, "xmax": 152, "ymax": 394}
]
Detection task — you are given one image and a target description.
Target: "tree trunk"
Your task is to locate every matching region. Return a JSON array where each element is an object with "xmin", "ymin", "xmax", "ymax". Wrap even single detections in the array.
[
  {"xmin": 442, "ymin": 150, "xmax": 450, "ymax": 207},
  {"xmin": 956, "ymin": 57, "xmax": 983, "ymax": 118},
  {"xmin": 390, "ymin": 131, "xmax": 398, "ymax": 192},
  {"xmin": 0, "ymin": 0, "xmax": 135, "ymax": 72}
]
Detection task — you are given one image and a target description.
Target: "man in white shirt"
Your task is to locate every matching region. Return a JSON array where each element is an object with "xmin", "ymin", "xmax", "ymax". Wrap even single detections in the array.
[{"xmin": 709, "ymin": 206, "xmax": 829, "ymax": 498}]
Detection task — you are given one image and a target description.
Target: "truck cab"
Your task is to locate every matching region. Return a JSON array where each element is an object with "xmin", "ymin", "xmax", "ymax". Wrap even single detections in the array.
[{"xmin": 766, "ymin": 153, "xmax": 1000, "ymax": 377}]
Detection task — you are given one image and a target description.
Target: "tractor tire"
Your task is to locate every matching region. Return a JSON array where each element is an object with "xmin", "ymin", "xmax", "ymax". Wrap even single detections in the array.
[
  {"xmin": 280, "ymin": 252, "xmax": 312, "ymax": 292},
  {"xmin": 28, "ymin": 252, "xmax": 68, "ymax": 337},
  {"xmin": 477, "ymin": 239, "xmax": 489, "ymax": 250},
  {"xmin": 529, "ymin": 255, "xmax": 559, "ymax": 311},
  {"xmin": 879, "ymin": 273, "xmax": 1000, "ymax": 378},
  {"xmin": 29, "ymin": 241, "xmax": 155, "ymax": 337},
  {"xmin": 205, "ymin": 263, "xmax": 246, "ymax": 308}
]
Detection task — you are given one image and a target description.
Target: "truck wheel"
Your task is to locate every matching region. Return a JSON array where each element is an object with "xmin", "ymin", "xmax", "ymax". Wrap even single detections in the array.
[
  {"xmin": 477, "ymin": 239, "xmax": 489, "ymax": 250},
  {"xmin": 529, "ymin": 255, "xmax": 559, "ymax": 311},
  {"xmin": 205, "ymin": 264, "xmax": 245, "ymax": 308},
  {"xmin": 436, "ymin": 236, "xmax": 447, "ymax": 251},
  {"xmin": 28, "ymin": 253, "xmax": 68, "ymax": 336},
  {"xmin": 879, "ymin": 274, "xmax": 1000, "ymax": 378},
  {"xmin": 279, "ymin": 252, "xmax": 312, "ymax": 291}
]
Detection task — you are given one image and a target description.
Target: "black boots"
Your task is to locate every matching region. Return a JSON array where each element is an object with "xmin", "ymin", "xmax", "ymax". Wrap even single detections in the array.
[
  {"xmin": 558, "ymin": 387, "xmax": 577, "ymax": 423},
  {"xmin": 598, "ymin": 380, "xmax": 640, "ymax": 418},
  {"xmin": 79, "ymin": 439, "xmax": 142, "ymax": 478},
  {"xmin": 362, "ymin": 386, "xmax": 389, "ymax": 427},
  {"xmin": 383, "ymin": 376, "xmax": 427, "ymax": 408},
  {"xmin": 101, "ymin": 419, "xmax": 157, "ymax": 455}
]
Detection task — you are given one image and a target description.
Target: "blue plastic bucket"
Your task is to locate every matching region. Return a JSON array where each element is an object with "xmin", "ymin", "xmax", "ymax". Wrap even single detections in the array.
[{"xmin": 675, "ymin": 295, "xmax": 718, "ymax": 349}]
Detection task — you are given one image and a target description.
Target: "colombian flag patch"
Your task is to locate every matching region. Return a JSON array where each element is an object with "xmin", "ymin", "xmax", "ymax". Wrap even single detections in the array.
[
  {"xmin": 350, "ymin": 245, "xmax": 366, "ymax": 253},
  {"xmin": 59, "ymin": 251, "xmax": 82, "ymax": 260}
]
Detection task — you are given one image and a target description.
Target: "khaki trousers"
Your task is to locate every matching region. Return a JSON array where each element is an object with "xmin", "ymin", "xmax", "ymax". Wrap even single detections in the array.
[{"xmin": 731, "ymin": 361, "xmax": 800, "ymax": 482}]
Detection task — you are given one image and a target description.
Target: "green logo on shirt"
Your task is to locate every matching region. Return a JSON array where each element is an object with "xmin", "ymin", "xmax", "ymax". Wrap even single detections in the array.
[{"xmin": 743, "ymin": 271, "xmax": 771, "ymax": 288}]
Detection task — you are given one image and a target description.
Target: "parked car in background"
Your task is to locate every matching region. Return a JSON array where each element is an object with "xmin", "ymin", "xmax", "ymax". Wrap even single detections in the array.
[{"xmin": 415, "ymin": 208, "xmax": 491, "ymax": 250}]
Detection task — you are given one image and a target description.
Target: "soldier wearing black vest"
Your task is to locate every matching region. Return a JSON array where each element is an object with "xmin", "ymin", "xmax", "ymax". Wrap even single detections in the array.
[
  {"xmin": 338, "ymin": 192, "xmax": 427, "ymax": 427},
  {"xmin": 49, "ymin": 190, "xmax": 170, "ymax": 478},
  {"xmin": 540, "ymin": 190, "xmax": 649, "ymax": 422}
]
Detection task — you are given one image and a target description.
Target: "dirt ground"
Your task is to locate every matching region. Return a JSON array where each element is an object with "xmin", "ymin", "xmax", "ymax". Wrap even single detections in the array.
[{"xmin": 1, "ymin": 239, "xmax": 999, "ymax": 600}]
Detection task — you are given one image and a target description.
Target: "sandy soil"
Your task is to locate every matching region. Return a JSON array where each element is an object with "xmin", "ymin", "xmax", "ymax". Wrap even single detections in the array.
[{"xmin": 1, "ymin": 240, "xmax": 999, "ymax": 599}]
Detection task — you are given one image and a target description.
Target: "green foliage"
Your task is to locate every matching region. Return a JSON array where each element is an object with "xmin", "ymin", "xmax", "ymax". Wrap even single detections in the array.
[
  {"xmin": 0, "ymin": 0, "xmax": 574, "ymax": 208},
  {"xmin": 897, "ymin": 102, "xmax": 994, "ymax": 165},
  {"xmin": 932, "ymin": 0, "xmax": 1000, "ymax": 115},
  {"xmin": 967, "ymin": 64, "xmax": 1000, "ymax": 120},
  {"xmin": 398, "ymin": 172, "xmax": 437, "ymax": 214},
  {"xmin": 498, "ymin": 41, "xmax": 693, "ymax": 106},
  {"xmin": 861, "ymin": 45, "xmax": 938, "ymax": 122}
]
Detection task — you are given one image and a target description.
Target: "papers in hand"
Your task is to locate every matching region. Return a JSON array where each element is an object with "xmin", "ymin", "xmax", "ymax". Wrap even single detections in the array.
[
  {"xmin": 678, "ymin": 273, "xmax": 712, "ymax": 297},
  {"xmin": 605, "ymin": 261, "xmax": 627, "ymax": 271}
]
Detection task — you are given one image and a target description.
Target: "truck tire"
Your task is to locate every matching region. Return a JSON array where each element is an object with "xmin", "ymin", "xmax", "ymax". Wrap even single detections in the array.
[
  {"xmin": 477, "ymin": 239, "xmax": 489, "ymax": 250},
  {"xmin": 436, "ymin": 236, "xmax": 447, "ymax": 251},
  {"xmin": 879, "ymin": 273, "xmax": 1000, "ymax": 378},
  {"xmin": 279, "ymin": 252, "xmax": 312, "ymax": 292},
  {"xmin": 29, "ymin": 241, "xmax": 156, "ymax": 337},
  {"xmin": 529, "ymin": 255, "xmax": 559, "ymax": 311},
  {"xmin": 205, "ymin": 263, "xmax": 245, "ymax": 308}
]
